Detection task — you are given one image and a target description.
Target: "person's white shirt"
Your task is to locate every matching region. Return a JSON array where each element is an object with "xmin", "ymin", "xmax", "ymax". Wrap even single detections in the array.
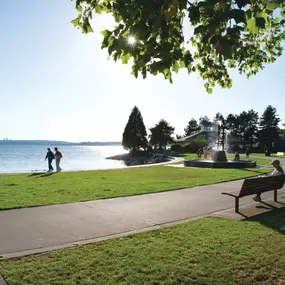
[{"xmin": 271, "ymin": 168, "xmax": 284, "ymax": 176}]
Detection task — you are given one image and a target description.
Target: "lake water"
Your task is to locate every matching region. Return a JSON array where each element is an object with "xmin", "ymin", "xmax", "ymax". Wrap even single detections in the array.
[{"xmin": 0, "ymin": 145, "xmax": 128, "ymax": 174}]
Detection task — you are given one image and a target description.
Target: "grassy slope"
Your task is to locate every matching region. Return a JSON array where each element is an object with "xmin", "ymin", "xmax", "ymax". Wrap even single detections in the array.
[
  {"xmin": 1, "ymin": 209, "xmax": 285, "ymax": 285},
  {"xmin": 0, "ymin": 166, "xmax": 269, "ymax": 210}
]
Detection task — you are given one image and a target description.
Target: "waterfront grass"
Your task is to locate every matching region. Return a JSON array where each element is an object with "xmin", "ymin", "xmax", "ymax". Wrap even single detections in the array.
[
  {"xmin": 0, "ymin": 166, "xmax": 269, "ymax": 210},
  {"xmin": 1, "ymin": 209, "xmax": 285, "ymax": 285},
  {"xmin": 172, "ymin": 153, "xmax": 271, "ymax": 166}
]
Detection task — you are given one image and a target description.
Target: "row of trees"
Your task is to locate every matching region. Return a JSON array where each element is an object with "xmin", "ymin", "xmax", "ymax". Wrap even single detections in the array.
[
  {"xmin": 184, "ymin": 105, "xmax": 281, "ymax": 150},
  {"xmin": 122, "ymin": 106, "xmax": 175, "ymax": 152},
  {"xmin": 123, "ymin": 105, "xmax": 282, "ymax": 153}
]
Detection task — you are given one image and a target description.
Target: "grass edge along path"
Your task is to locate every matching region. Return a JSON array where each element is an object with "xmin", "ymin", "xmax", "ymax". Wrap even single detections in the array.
[
  {"xmin": 1, "ymin": 209, "xmax": 285, "ymax": 285},
  {"xmin": 170, "ymin": 153, "xmax": 272, "ymax": 166},
  {"xmin": 0, "ymin": 166, "xmax": 270, "ymax": 210}
]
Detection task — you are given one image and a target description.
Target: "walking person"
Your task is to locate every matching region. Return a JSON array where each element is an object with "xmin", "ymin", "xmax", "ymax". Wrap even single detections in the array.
[
  {"xmin": 45, "ymin": 148, "xmax": 55, "ymax": 172},
  {"xmin": 253, "ymin": 160, "xmax": 284, "ymax": 202},
  {"xmin": 54, "ymin": 147, "xmax": 63, "ymax": 172}
]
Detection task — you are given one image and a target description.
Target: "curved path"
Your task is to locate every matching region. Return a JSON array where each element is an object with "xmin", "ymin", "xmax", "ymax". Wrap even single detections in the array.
[{"xmin": 1, "ymin": 176, "xmax": 284, "ymax": 260}]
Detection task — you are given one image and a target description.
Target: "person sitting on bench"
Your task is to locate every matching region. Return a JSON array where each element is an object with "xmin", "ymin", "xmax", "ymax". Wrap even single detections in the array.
[{"xmin": 253, "ymin": 159, "xmax": 284, "ymax": 202}]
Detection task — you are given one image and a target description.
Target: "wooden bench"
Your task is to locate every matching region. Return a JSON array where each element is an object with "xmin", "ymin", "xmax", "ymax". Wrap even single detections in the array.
[{"xmin": 222, "ymin": 175, "xmax": 285, "ymax": 212}]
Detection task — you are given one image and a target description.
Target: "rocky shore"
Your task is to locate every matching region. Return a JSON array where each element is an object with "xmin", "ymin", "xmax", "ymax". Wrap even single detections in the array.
[{"xmin": 106, "ymin": 153, "xmax": 173, "ymax": 166}]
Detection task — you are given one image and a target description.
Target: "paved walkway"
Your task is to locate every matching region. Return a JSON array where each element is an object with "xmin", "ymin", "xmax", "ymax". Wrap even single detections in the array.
[{"xmin": 1, "ymin": 179, "xmax": 284, "ymax": 259}]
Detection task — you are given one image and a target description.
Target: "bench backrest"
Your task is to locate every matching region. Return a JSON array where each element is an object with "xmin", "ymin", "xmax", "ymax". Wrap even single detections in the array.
[{"xmin": 239, "ymin": 175, "xmax": 285, "ymax": 197}]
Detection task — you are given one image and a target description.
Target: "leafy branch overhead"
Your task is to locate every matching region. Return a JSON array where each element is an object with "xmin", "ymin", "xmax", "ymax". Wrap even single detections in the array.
[{"xmin": 72, "ymin": 0, "xmax": 285, "ymax": 93}]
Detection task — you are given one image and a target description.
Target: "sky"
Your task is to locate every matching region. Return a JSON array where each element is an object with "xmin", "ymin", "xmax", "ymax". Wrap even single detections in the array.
[{"xmin": 0, "ymin": 1, "xmax": 285, "ymax": 142}]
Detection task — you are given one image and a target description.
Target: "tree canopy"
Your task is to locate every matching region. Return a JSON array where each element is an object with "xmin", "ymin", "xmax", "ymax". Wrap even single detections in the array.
[
  {"xmin": 184, "ymin": 118, "xmax": 200, "ymax": 136},
  {"xmin": 259, "ymin": 105, "xmax": 280, "ymax": 150},
  {"xmin": 149, "ymin": 119, "xmax": 175, "ymax": 149},
  {"xmin": 199, "ymin": 116, "xmax": 212, "ymax": 130},
  {"xmin": 72, "ymin": 0, "xmax": 285, "ymax": 93}
]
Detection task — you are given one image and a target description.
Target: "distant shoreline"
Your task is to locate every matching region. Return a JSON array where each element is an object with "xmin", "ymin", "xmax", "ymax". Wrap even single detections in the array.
[{"xmin": 0, "ymin": 140, "xmax": 122, "ymax": 146}]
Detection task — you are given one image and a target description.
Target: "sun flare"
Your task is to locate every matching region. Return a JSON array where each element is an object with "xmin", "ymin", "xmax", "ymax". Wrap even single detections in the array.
[{"xmin": 127, "ymin": 36, "xmax": 136, "ymax": 45}]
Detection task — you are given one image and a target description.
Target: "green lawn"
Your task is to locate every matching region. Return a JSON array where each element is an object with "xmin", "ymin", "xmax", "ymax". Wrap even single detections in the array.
[
  {"xmin": 171, "ymin": 153, "xmax": 271, "ymax": 165},
  {"xmin": 1, "ymin": 209, "xmax": 285, "ymax": 285},
  {"xmin": 252, "ymin": 152, "xmax": 285, "ymax": 159},
  {"xmin": 0, "ymin": 167, "xmax": 269, "ymax": 210}
]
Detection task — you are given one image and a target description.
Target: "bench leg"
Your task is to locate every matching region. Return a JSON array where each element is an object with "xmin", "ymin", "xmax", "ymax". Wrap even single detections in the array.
[
  {"xmin": 274, "ymin": 189, "xmax": 278, "ymax": 202},
  {"xmin": 235, "ymin": 197, "xmax": 239, "ymax": 213}
]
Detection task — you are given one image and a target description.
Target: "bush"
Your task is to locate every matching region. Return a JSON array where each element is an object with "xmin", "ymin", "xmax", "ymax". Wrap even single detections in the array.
[
  {"xmin": 184, "ymin": 142, "xmax": 199, "ymax": 153},
  {"xmin": 170, "ymin": 144, "xmax": 184, "ymax": 152},
  {"xmin": 195, "ymin": 135, "xmax": 208, "ymax": 147},
  {"xmin": 130, "ymin": 149, "xmax": 149, "ymax": 157}
]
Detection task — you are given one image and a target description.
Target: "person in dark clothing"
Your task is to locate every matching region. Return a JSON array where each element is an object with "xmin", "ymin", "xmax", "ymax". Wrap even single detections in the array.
[
  {"xmin": 234, "ymin": 152, "xmax": 240, "ymax": 161},
  {"xmin": 45, "ymin": 148, "xmax": 55, "ymax": 172},
  {"xmin": 197, "ymin": 148, "xmax": 202, "ymax": 159},
  {"xmin": 245, "ymin": 148, "xmax": 250, "ymax": 160}
]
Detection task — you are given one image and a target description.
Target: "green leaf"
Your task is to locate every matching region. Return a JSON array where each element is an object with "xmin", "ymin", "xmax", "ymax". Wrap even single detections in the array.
[
  {"xmin": 172, "ymin": 61, "xmax": 179, "ymax": 73},
  {"xmin": 101, "ymin": 29, "xmax": 112, "ymax": 38},
  {"xmin": 194, "ymin": 25, "xmax": 207, "ymax": 35},
  {"xmin": 163, "ymin": 68, "xmax": 172, "ymax": 82},
  {"xmin": 142, "ymin": 66, "xmax": 147, "ymax": 79},
  {"xmin": 246, "ymin": 18, "xmax": 259, "ymax": 34},
  {"xmin": 121, "ymin": 53, "xmax": 131, "ymax": 64},
  {"xmin": 267, "ymin": 0, "xmax": 280, "ymax": 11},
  {"xmin": 71, "ymin": 18, "xmax": 79, "ymax": 27},
  {"xmin": 256, "ymin": 12, "xmax": 269, "ymax": 24},
  {"xmin": 256, "ymin": 17, "xmax": 266, "ymax": 29},
  {"xmin": 95, "ymin": 5, "xmax": 103, "ymax": 14},
  {"xmin": 220, "ymin": 38, "xmax": 233, "ymax": 59},
  {"xmin": 87, "ymin": 24, "xmax": 93, "ymax": 33},
  {"xmin": 179, "ymin": 59, "xmax": 186, "ymax": 68},
  {"xmin": 188, "ymin": 6, "xmax": 200, "ymax": 24},
  {"xmin": 76, "ymin": 4, "xmax": 82, "ymax": 12},
  {"xmin": 229, "ymin": 9, "xmax": 245, "ymax": 24}
]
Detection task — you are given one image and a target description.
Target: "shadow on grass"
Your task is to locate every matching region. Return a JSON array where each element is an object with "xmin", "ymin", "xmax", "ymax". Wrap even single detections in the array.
[
  {"xmin": 28, "ymin": 172, "xmax": 45, "ymax": 177},
  {"xmin": 36, "ymin": 172, "xmax": 56, "ymax": 178},
  {"xmin": 244, "ymin": 206, "xmax": 285, "ymax": 233},
  {"xmin": 28, "ymin": 172, "xmax": 56, "ymax": 178}
]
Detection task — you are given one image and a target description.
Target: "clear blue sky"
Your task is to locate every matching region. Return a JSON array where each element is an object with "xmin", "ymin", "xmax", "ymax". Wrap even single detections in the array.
[{"xmin": 1, "ymin": 1, "xmax": 284, "ymax": 142}]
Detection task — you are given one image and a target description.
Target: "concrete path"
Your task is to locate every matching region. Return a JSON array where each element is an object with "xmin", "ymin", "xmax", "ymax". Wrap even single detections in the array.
[{"xmin": 1, "ymin": 179, "xmax": 284, "ymax": 259}]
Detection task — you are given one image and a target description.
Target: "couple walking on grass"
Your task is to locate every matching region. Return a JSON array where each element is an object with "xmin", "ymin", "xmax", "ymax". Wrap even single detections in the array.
[{"xmin": 45, "ymin": 147, "xmax": 63, "ymax": 172}]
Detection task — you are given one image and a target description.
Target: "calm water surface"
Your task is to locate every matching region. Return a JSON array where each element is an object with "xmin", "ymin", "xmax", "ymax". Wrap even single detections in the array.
[{"xmin": 0, "ymin": 145, "xmax": 127, "ymax": 173}]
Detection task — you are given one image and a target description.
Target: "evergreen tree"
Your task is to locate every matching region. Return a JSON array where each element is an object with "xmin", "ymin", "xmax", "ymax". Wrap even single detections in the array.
[
  {"xmin": 184, "ymin": 118, "xmax": 199, "ymax": 136},
  {"xmin": 259, "ymin": 105, "xmax": 280, "ymax": 150},
  {"xmin": 122, "ymin": 106, "xmax": 148, "ymax": 152},
  {"xmin": 225, "ymin": 114, "xmax": 240, "ymax": 138},
  {"xmin": 149, "ymin": 119, "xmax": 175, "ymax": 149},
  {"xmin": 199, "ymin": 116, "xmax": 212, "ymax": 131},
  {"xmin": 213, "ymin": 112, "xmax": 224, "ymax": 123},
  {"xmin": 240, "ymin": 109, "xmax": 259, "ymax": 145}
]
